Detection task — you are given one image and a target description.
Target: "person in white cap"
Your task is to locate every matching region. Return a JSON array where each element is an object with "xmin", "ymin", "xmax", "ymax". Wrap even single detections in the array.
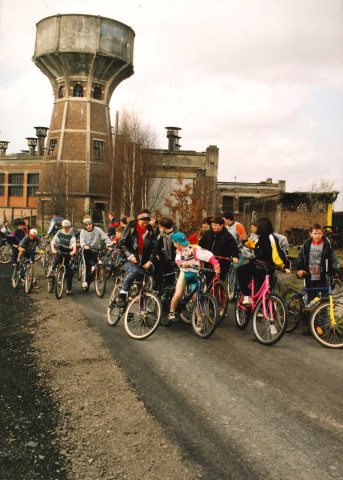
[
  {"xmin": 48, "ymin": 220, "xmax": 77, "ymax": 294},
  {"xmin": 17, "ymin": 228, "xmax": 44, "ymax": 287}
]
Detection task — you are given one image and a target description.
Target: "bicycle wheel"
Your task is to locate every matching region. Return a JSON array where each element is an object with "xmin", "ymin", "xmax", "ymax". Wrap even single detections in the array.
[
  {"xmin": 213, "ymin": 280, "xmax": 228, "ymax": 323},
  {"xmin": 95, "ymin": 264, "xmax": 106, "ymax": 297},
  {"xmin": 179, "ymin": 284, "xmax": 193, "ymax": 324},
  {"xmin": 107, "ymin": 284, "xmax": 125, "ymax": 326},
  {"xmin": 55, "ymin": 264, "xmax": 66, "ymax": 299},
  {"xmin": 47, "ymin": 276, "xmax": 55, "ymax": 293},
  {"xmin": 0, "ymin": 244, "xmax": 12, "ymax": 264},
  {"xmin": 11, "ymin": 264, "xmax": 21, "ymax": 288},
  {"xmin": 159, "ymin": 286, "xmax": 175, "ymax": 326},
  {"xmin": 283, "ymin": 288, "xmax": 303, "ymax": 333},
  {"xmin": 191, "ymin": 293, "xmax": 219, "ymax": 339},
  {"xmin": 310, "ymin": 300, "xmax": 343, "ymax": 348},
  {"xmin": 252, "ymin": 294, "xmax": 288, "ymax": 346},
  {"xmin": 80, "ymin": 260, "xmax": 89, "ymax": 291},
  {"xmin": 235, "ymin": 291, "xmax": 251, "ymax": 329},
  {"xmin": 227, "ymin": 266, "xmax": 237, "ymax": 302},
  {"xmin": 24, "ymin": 264, "xmax": 34, "ymax": 294},
  {"xmin": 124, "ymin": 292, "xmax": 162, "ymax": 340}
]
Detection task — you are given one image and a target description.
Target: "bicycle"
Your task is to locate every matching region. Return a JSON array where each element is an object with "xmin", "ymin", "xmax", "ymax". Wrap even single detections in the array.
[
  {"xmin": 11, "ymin": 257, "xmax": 34, "ymax": 294},
  {"xmin": 107, "ymin": 268, "xmax": 162, "ymax": 340},
  {"xmin": 284, "ymin": 273, "xmax": 343, "ymax": 348},
  {"xmin": 235, "ymin": 261, "xmax": 289, "ymax": 346},
  {"xmin": 80, "ymin": 248, "xmax": 106, "ymax": 297},
  {"xmin": 0, "ymin": 239, "xmax": 12, "ymax": 264},
  {"xmin": 163, "ymin": 267, "xmax": 220, "ymax": 339}
]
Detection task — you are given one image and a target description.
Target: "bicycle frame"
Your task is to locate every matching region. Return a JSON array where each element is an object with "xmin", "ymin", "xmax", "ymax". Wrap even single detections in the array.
[{"xmin": 237, "ymin": 273, "xmax": 275, "ymax": 321}]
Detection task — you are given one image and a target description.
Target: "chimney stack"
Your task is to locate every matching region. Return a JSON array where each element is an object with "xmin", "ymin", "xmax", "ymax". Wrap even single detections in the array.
[
  {"xmin": 34, "ymin": 126, "xmax": 49, "ymax": 156},
  {"xmin": 165, "ymin": 127, "xmax": 182, "ymax": 151},
  {"xmin": 0, "ymin": 141, "xmax": 10, "ymax": 157},
  {"xmin": 26, "ymin": 137, "xmax": 38, "ymax": 156}
]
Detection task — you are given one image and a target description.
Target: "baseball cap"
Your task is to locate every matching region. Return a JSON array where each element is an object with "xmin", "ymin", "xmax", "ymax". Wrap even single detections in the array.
[
  {"xmin": 29, "ymin": 228, "xmax": 38, "ymax": 236},
  {"xmin": 62, "ymin": 220, "xmax": 71, "ymax": 227},
  {"xmin": 171, "ymin": 232, "xmax": 189, "ymax": 246},
  {"xmin": 84, "ymin": 218, "xmax": 93, "ymax": 225}
]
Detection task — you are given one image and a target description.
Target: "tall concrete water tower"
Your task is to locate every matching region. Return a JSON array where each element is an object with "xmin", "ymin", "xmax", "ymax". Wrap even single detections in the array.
[{"xmin": 33, "ymin": 14, "xmax": 135, "ymax": 217}]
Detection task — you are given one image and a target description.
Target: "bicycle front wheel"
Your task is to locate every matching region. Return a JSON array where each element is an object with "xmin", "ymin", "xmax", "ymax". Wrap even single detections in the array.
[
  {"xmin": 11, "ymin": 264, "xmax": 21, "ymax": 288},
  {"xmin": 0, "ymin": 244, "xmax": 12, "ymax": 264},
  {"xmin": 47, "ymin": 276, "xmax": 55, "ymax": 293},
  {"xmin": 124, "ymin": 292, "xmax": 162, "ymax": 340},
  {"xmin": 227, "ymin": 266, "xmax": 237, "ymax": 302},
  {"xmin": 283, "ymin": 288, "xmax": 303, "ymax": 332},
  {"xmin": 252, "ymin": 294, "xmax": 288, "ymax": 346},
  {"xmin": 107, "ymin": 285, "xmax": 125, "ymax": 326},
  {"xmin": 310, "ymin": 300, "xmax": 343, "ymax": 348},
  {"xmin": 213, "ymin": 280, "xmax": 228, "ymax": 323},
  {"xmin": 25, "ymin": 264, "xmax": 34, "ymax": 294},
  {"xmin": 235, "ymin": 291, "xmax": 251, "ymax": 329},
  {"xmin": 191, "ymin": 293, "xmax": 219, "ymax": 339},
  {"xmin": 55, "ymin": 265, "xmax": 66, "ymax": 299},
  {"xmin": 95, "ymin": 264, "xmax": 106, "ymax": 297}
]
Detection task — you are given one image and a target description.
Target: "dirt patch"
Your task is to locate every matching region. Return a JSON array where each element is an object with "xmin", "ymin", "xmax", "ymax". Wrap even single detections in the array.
[{"xmin": 1, "ymin": 265, "xmax": 200, "ymax": 479}]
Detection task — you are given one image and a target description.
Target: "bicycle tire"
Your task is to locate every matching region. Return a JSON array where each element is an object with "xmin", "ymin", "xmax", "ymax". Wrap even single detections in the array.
[
  {"xmin": 235, "ymin": 290, "xmax": 251, "ymax": 329},
  {"xmin": 0, "ymin": 244, "xmax": 12, "ymax": 264},
  {"xmin": 11, "ymin": 264, "xmax": 21, "ymax": 288},
  {"xmin": 191, "ymin": 293, "xmax": 219, "ymax": 339},
  {"xmin": 283, "ymin": 287, "xmax": 303, "ymax": 333},
  {"xmin": 24, "ymin": 263, "xmax": 34, "ymax": 294},
  {"xmin": 124, "ymin": 292, "xmax": 162, "ymax": 340},
  {"xmin": 252, "ymin": 293, "xmax": 288, "ymax": 346},
  {"xmin": 95, "ymin": 264, "xmax": 106, "ymax": 297},
  {"xmin": 227, "ymin": 266, "xmax": 237, "ymax": 302},
  {"xmin": 55, "ymin": 264, "xmax": 66, "ymax": 299},
  {"xmin": 179, "ymin": 284, "xmax": 193, "ymax": 324},
  {"xmin": 310, "ymin": 300, "xmax": 343, "ymax": 348},
  {"xmin": 107, "ymin": 285, "xmax": 125, "ymax": 326},
  {"xmin": 212, "ymin": 280, "xmax": 228, "ymax": 324},
  {"xmin": 159, "ymin": 286, "xmax": 175, "ymax": 326},
  {"xmin": 47, "ymin": 276, "xmax": 55, "ymax": 293}
]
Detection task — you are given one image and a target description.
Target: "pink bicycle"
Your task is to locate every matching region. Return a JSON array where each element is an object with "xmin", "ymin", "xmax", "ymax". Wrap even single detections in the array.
[{"xmin": 235, "ymin": 261, "xmax": 289, "ymax": 346}]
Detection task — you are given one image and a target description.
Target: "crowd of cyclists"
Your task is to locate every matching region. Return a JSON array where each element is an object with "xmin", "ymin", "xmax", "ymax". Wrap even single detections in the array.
[{"xmin": 1, "ymin": 207, "xmax": 342, "ymax": 347}]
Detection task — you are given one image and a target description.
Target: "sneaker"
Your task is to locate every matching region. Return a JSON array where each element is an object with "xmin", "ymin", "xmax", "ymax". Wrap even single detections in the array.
[
  {"xmin": 194, "ymin": 317, "xmax": 203, "ymax": 333},
  {"xmin": 116, "ymin": 293, "xmax": 127, "ymax": 308},
  {"xmin": 33, "ymin": 281, "xmax": 39, "ymax": 289},
  {"xmin": 242, "ymin": 296, "xmax": 252, "ymax": 305},
  {"xmin": 66, "ymin": 290, "xmax": 72, "ymax": 295},
  {"xmin": 168, "ymin": 312, "xmax": 178, "ymax": 322},
  {"xmin": 82, "ymin": 281, "xmax": 88, "ymax": 289},
  {"xmin": 269, "ymin": 324, "xmax": 277, "ymax": 335}
]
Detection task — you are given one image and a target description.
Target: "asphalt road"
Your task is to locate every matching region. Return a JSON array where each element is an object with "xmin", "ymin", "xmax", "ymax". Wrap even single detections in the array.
[{"xmin": 69, "ymin": 277, "xmax": 343, "ymax": 480}]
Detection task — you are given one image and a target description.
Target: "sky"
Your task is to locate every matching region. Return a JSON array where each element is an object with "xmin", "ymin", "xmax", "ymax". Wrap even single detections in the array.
[{"xmin": 1, "ymin": 0, "xmax": 342, "ymax": 209}]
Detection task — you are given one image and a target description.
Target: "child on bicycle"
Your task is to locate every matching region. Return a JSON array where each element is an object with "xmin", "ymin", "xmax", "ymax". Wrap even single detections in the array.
[
  {"xmin": 237, "ymin": 217, "xmax": 291, "ymax": 305},
  {"xmin": 48, "ymin": 220, "xmax": 77, "ymax": 295},
  {"xmin": 168, "ymin": 232, "xmax": 220, "ymax": 321},
  {"xmin": 297, "ymin": 223, "xmax": 340, "ymax": 299},
  {"xmin": 17, "ymin": 228, "xmax": 44, "ymax": 287}
]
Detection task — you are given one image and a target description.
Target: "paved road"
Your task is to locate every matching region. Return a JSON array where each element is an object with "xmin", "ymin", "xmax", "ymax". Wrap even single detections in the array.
[{"xmin": 71, "ymin": 279, "xmax": 343, "ymax": 480}]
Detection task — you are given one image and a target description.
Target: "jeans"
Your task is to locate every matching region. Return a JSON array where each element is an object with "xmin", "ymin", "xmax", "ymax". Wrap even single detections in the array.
[{"xmin": 122, "ymin": 262, "xmax": 140, "ymax": 293}]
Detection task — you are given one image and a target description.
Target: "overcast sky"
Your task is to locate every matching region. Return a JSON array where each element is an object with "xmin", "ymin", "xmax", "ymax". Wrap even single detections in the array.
[{"xmin": 1, "ymin": 0, "xmax": 342, "ymax": 209}]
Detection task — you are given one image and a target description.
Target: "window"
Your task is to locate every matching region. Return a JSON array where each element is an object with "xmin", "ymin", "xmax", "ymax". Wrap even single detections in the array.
[
  {"xmin": 28, "ymin": 173, "xmax": 39, "ymax": 184},
  {"xmin": 58, "ymin": 85, "xmax": 64, "ymax": 98},
  {"xmin": 48, "ymin": 139, "xmax": 57, "ymax": 156},
  {"xmin": 0, "ymin": 173, "xmax": 4, "ymax": 183},
  {"xmin": 9, "ymin": 174, "xmax": 24, "ymax": 184},
  {"xmin": 73, "ymin": 84, "xmax": 83, "ymax": 97},
  {"xmin": 93, "ymin": 87, "xmax": 101, "ymax": 100},
  {"xmin": 222, "ymin": 196, "xmax": 233, "ymax": 212},
  {"xmin": 239, "ymin": 196, "xmax": 251, "ymax": 212},
  {"xmin": 9, "ymin": 186, "xmax": 23, "ymax": 196},
  {"xmin": 94, "ymin": 140, "xmax": 104, "ymax": 159},
  {"xmin": 0, "ymin": 186, "xmax": 4, "ymax": 196},
  {"xmin": 28, "ymin": 186, "xmax": 38, "ymax": 197}
]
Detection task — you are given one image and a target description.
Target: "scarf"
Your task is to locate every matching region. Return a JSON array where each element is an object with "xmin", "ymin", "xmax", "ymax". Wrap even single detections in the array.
[{"xmin": 136, "ymin": 221, "xmax": 147, "ymax": 256}]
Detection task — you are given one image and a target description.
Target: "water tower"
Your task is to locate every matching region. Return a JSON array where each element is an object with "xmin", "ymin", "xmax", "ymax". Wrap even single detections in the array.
[{"xmin": 33, "ymin": 14, "xmax": 135, "ymax": 217}]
